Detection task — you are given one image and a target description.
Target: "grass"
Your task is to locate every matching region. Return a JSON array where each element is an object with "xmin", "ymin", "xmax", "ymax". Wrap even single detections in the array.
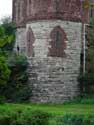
[
  {"xmin": 0, "ymin": 103, "xmax": 94, "ymax": 115},
  {"xmin": 0, "ymin": 103, "xmax": 94, "ymax": 125}
]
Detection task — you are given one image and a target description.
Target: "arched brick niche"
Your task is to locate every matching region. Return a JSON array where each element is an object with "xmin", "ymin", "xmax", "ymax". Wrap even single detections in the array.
[
  {"xmin": 48, "ymin": 26, "xmax": 67, "ymax": 57},
  {"xmin": 26, "ymin": 27, "xmax": 35, "ymax": 57}
]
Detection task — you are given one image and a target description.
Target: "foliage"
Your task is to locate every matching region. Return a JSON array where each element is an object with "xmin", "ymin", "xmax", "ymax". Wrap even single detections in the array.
[
  {"xmin": 88, "ymin": 18, "xmax": 94, "ymax": 26},
  {"xmin": 8, "ymin": 53, "xmax": 28, "ymax": 71},
  {"xmin": 0, "ymin": 53, "xmax": 10, "ymax": 103},
  {"xmin": 0, "ymin": 103, "xmax": 94, "ymax": 125},
  {"xmin": 79, "ymin": 20, "xmax": 94, "ymax": 93},
  {"xmin": 0, "ymin": 115, "xmax": 13, "ymax": 125},
  {"xmin": 63, "ymin": 94, "xmax": 94, "ymax": 105},
  {"xmin": 57, "ymin": 114, "xmax": 94, "ymax": 125},
  {"xmin": 17, "ymin": 110, "xmax": 50, "ymax": 125},
  {"xmin": 0, "ymin": 17, "xmax": 31, "ymax": 103},
  {"xmin": 0, "ymin": 54, "xmax": 32, "ymax": 103},
  {"xmin": 85, "ymin": 25, "xmax": 94, "ymax": 90},
  {"xmin": 0, "ymin": 109, "xmax": 50, "ymax": 125},
  {"xmin": 0, "ymin": 53, "xmax": 31, "ymax": 102},
  {"xmin": 0, "ymin": 17, "xmax": 15, "ymax": 89},
  {"xmin": 0, "ymin": 27, "xmax": 12, "ymax": 47},
  {"xmin": 0, "ymin": 25, "xmax": 13, "ymax": 50},
  {"xmin": 0, "ymin": 56, "xmax": 11, "ymax": 85},
  {"xmin": 0, "ymin": 18, "xmax": 15, "ymax": 102},
  {"xmin": 30, "ymin": 110, "xmax": 50, "ymax": 125},
  {"xmin": 0, "ymin": 96, "xmax": 6, "ymax": 104},
  {"xmin": 0, "ymin": 17, "xmax": 16, "ymax": 51}
]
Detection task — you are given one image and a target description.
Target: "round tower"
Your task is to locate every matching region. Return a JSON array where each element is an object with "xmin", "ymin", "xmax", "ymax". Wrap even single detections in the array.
[{"xmin": 13, "ymin": 0, "xmax": 88, "ymax": 103}]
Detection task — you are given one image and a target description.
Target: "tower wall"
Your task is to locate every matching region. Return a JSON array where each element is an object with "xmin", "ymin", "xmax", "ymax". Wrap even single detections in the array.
[
  {"xmin": 13, "ymin": 0, "xmax": 86, "ymax": 103},
  {"xmin": 15, "ymin": 28, "xmax": 26, "ymax": 54},
  {"xmin": 15, "ymin": 20, "xmax": 82, "ymax": 103},
  {"xmin": 13, "ymin": 0, "xmax": 88, "ymax": 27}
]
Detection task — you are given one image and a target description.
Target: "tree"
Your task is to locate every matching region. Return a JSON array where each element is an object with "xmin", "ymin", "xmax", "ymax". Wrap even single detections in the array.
[
  {"xmin": 0, "ymin": 17, "xmax": 15, "ymax": 99},
  {"xmin": 0, "ymin": 25, "xmax": 13, "ymax": 48},
  {"xmin": 5, "ymin": 54, "xmax": 31, "ymax": 102},
  {"xmin": 0, "ymin": 17, "xmax": 16, "ymax": 51},
  {"xmin": 0, "ymin": 56, "xmax": 11, "ymax": 86},
  {"xmin": 0, "ymin": 27, "xmax": 11, "ymax": 100},
  {"xmin": 0, "ymin": 17, "xmax": 16, "ymax": 86},
  {"xmin": 0, "ymin": 17, "xmax": 31, "ymax": 102}
]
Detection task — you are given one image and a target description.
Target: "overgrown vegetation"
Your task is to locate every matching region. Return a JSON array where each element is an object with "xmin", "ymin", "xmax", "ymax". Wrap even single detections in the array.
[
  {"xmin": 0, "ymin": 109, "xmax": 50, "ymax": 125},
  {"xmin": 0, "ymin": 103, "xmax": 94, "ymax": 125},
  {"xmin": 0, "ymin": 18, "xmax": 13, "ymax": 103},
  {"xmin": 63, "ymin": 93, "xmax": 94, "ymax": 105},
  {"xmin": 0, "ymin": 17, "xmax": 31, "ymax": 103},
  {"xmin": 0, "ymin": 53, "xmax": 32, "ymax": 103},
  {"xmin": 79, "ymin": 18, "xmax": 94, "ymax": 93},
  {"xmin": 57, "ymin": 114, "xmax": 94, "ymax": 125},
  {"xmin": 0, "ymin": 17, "xmax": 15, "ymax": 52}
]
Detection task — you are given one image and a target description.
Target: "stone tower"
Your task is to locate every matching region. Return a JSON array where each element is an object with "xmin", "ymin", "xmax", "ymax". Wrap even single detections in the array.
[{"xmin": 13, "ymin": 0, "xmax": 89, "ymax": 103}]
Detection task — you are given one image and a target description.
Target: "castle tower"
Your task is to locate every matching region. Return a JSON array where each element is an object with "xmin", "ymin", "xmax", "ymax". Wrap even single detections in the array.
[{"xmin": 13, "ymin": 0, "xmax": 89, "ymax": 103}]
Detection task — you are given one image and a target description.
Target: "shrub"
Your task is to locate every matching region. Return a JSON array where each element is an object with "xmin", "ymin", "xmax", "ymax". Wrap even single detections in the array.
[
  {"xmin": 0, "ymin": 110, "xmax": 50, "ymax": 125},
  {"xmin": 0, "ymin": 53, "xmax": 32, "ymax": 103},
  {"xmin": 0, "ymin": 115, "xmax": 17, "ymax": 125},
  {"xmin": 0, "ymin": 96, "xmax": 6, "ymax": 104},
  {"xmin": 0, "ymin": 115, "xmax": 11, "ymax": 125},
  {"xmin": 88, "ymin": 18, "xmax": 94, "ymax": 26},
  {"xmin": 0, "ymin": 56, "xmax": 11, "ymax": 86},
  {"xmin": 78, "ymin": 23, "xmax": 94, "ymax": 94},
  {"xmin": 78, "ymin": 73, "xmax": 94, "ymax": 93},
  {"xmin": 18, "ymin": 110, "xmax": 50, "ymax": 125},
  {"xmin": 63, "ymin": 93, "xmax": 94, "ymax": 104},
  {"xmin": 57, "ymin": 114, "xmax": 94, "ymax": 125},
  {"xmin": 29, "ymin": 110, "xmax": 50, "ymax": 125}
]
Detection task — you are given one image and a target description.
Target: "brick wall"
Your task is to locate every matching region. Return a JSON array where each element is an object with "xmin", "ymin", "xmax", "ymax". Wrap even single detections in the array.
[{"xmin": 13, "ymin": 0, "xmax": 88, "ymax": 27}]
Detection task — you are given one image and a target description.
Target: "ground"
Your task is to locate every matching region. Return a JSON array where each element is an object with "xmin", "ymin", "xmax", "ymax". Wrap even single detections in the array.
[{"xmin": 0, "ymin": 103, "xmax": 94, "ymax": 125}]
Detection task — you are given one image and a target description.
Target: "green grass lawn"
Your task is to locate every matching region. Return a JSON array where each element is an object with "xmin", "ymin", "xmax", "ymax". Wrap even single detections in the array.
[
  {"xmin": 0, "ymin": 103, "xmax": 94, "ymax": 125},
  {"xmin": 0, "ymin": 103, "xmax": 94, "ymax": 115}
]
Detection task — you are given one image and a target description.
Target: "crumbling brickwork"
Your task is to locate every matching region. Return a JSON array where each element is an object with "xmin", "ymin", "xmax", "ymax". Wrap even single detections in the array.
[{"xmin": 13, "ymin": 0, "xmax": 88, "ymax": 27}]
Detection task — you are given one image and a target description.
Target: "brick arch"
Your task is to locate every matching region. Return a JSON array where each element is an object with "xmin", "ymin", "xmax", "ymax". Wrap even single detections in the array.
[
  {"xmin": 27, "ymin": 27, "xmax": 35, "ymax": 57},
  {"xmin": 48, "ymin": 26, "xmax": 67, "ymax": 57}
]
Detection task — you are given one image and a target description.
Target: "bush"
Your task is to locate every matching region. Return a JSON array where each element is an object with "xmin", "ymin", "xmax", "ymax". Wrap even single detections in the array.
[
  {"xmin": 0, "ymin": 115, "xmax": 12, "ymax": 125},
  {"xmin": 29, "ymin": 110, "xmax": 50, "ymax": 125},
  {"xmin": 63, "ymin": 93, "xmax": 94, "ymax": 105},
  {"xmin": 0, "ymin": 96, "xmax": 6, "ymax": 104},
  {"xmin": 78, "ymin": 24, "xmax": 94, "ymax": 94},
  {"xmin": 0, "ymin": 113, "xmax": 19, "ymax": 125},
  {"xmin": 0, "ymin": 110, "xmax": 50, "ymax": 125},
  {"xmin": 19, "ymin": 110, "xmax": 50, "ymax": 125},
  {"xmin": 88, "ymin": 18, "xmax": 94, "ymax": 26},
  {"xmin": 57, "ymin": 114, "xmax": 94, "ymax": 125},
  {"xmin": 78, "ymin": 73, "xmax": 94, "ymax": 93},
  {"xmin": 0, "ymin": 56, "xmax": 11, "ymax": 86},
  {"xmin": 0, "ymin": 54, "xmax": 32, "ymax": 103},
  {"xmin": 7, "ymin": 54, "xmax": 31, "ymax": 102}
]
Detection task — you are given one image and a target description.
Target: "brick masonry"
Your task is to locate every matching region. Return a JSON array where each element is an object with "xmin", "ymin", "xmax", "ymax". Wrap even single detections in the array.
[
  {"xmin": 13, "ymin": 0, "xmax": 88, "ymax": 27},
  {"xmin": 15, "ymin": 20, "xmax": 82, "ymax": 103}
]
